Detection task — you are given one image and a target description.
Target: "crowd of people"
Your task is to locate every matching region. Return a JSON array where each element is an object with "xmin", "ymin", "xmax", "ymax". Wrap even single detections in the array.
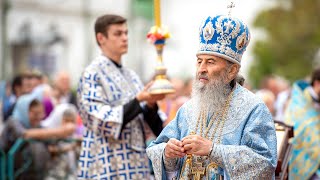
[
  {"xmin": 0, "ymin": 71, "xmax": 82, "ymax": 179},
  {"xmin": 0, "ymin": 11, "xmax": 319, "ymax": 180}
]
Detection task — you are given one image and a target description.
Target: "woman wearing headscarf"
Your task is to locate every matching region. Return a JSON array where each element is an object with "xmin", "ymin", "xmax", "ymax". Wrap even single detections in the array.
[
  {"xmin": 0, "ymin": 94, "xmax": 75, "ymax": 179},
  {"xmin": 31, "ymin": 83, "xmax": 55, "ymax": 118},
  {"xmin": 41, "ymin": 103, "xmax": 79, "ymax": 180}
]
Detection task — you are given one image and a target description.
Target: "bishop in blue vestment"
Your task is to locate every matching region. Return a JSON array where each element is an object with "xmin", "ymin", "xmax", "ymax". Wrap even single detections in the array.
[{"xmin": 147, "ymin": 14, "xmax": 277, "ymax": 180}]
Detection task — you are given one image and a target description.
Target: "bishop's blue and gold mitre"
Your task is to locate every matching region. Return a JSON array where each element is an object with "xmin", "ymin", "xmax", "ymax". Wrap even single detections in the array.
[{"xmin": 197, "ymin": 15, "xmax": 251, "ymax": 65}]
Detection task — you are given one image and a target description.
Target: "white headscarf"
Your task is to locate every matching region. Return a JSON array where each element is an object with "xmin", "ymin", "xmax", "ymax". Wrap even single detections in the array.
[{"xmin": 41, "ymin": 103, "xmax": 77, "ymax": 128}]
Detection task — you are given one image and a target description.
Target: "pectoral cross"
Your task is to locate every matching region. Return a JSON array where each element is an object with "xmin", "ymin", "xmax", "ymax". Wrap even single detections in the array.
[
  {"xmin": 227, "ymin": 1, "xmax": 235, "ymax": 16},
  {"xmin": 191, "ymin": 161, "xmax": 205, "ymax": 180}
]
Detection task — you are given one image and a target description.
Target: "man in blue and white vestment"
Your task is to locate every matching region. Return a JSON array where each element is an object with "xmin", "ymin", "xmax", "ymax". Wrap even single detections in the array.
[
  {"xmin": 147, "ymin": 14, "xmax": 278, "ymax": 180},
  {"xmin": 77, "ymin": 14, "xmax": 165, "ymax": 179}
]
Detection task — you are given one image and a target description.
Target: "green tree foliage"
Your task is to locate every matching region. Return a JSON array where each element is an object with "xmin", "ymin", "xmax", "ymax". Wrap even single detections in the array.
[
  {"xmin": 249, "ymin": 0, "xmax": 320, "ymax": 88},
  {"xmin": 132, "ymin": 0, "xmax": 153, "ymax": 20}
]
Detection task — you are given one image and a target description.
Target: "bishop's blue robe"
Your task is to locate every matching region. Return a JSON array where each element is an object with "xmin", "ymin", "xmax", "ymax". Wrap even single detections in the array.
[{"xmin": 147, "ymin": 84, "xmax": 277, "ymax": 180}]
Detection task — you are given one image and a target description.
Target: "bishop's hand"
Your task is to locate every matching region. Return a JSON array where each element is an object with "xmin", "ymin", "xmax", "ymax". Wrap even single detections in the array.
[
  {"xmin": 181, "ymin": 135, "xmax": 213, "ymax": 156},
  {"xmin": 164, "ymin": 138, "xmax": 186, "ymax": 158}
]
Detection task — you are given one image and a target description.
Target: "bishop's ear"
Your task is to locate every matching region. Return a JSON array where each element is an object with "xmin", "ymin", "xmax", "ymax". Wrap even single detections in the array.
[{"xmin": 227, "ymin": 64, "xmax": 240, "ymax": 82}]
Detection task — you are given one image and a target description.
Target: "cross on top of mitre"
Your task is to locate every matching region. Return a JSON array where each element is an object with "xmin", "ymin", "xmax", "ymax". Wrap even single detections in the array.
[{"xmin": 227, "ymin": 1, "xmax": 236, "ymax": 16}]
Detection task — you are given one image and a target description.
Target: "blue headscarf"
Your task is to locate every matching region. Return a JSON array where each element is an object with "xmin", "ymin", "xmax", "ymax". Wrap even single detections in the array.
[
  {"xmin": 12, "ymin": 94, "xmax": 38, "ymax": 128},
  {"xmin": 31, "ymin": 84, "xmax": 46, "ymax": 100}
]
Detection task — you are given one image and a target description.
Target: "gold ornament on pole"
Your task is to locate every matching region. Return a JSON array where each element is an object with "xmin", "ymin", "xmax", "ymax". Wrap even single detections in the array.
[{"xmin": 146, "ymin": 0, "xmax": 175, "ymax": 95}]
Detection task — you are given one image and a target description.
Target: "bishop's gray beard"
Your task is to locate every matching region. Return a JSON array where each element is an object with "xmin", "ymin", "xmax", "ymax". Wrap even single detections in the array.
[{"xmin": 191, "ymin": 71, "xmax": 232, "ymax": 117}]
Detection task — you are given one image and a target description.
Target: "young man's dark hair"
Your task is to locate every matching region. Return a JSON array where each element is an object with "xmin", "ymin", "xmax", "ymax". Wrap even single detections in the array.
[
  {"xmin": 311, "ymin": 67, "xmax": 320, "ymax": 86},
  {"xmin": 94, "ymin": 14, "xmax": 126, "ymax": 45}
]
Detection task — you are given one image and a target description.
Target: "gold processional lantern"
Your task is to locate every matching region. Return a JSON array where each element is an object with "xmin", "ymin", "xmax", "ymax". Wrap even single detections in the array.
[{"xmin": 147, "ymin": 0, "xmax": 175, "ymax": 95}]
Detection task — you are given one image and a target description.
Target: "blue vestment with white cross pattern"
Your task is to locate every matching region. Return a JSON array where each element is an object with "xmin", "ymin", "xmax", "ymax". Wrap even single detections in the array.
[{"xmin": 77, "ymin": 55, "xmax": 151, "ymax": 179}]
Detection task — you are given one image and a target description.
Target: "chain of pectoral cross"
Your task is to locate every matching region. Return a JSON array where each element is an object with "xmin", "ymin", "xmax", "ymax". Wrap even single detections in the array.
[
  {"xmin": 187, "ymin": 4, "xmax": 236, "ymax": 180},
  {"xmin": 190, "ymin": 88, "xmax": 235, "ymax": 180},
  {"xmin": 227, "ymin": 1, "xmax": 236, "ymax": 16}
]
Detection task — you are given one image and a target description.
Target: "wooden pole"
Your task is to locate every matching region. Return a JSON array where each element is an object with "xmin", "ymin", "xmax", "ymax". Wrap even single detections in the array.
[{"xmin": 154, "ymin": 0, "xmax": 161, "ymax": 27}]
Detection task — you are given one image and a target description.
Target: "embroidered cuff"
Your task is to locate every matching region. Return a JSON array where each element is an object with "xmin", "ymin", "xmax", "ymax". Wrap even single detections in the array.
[
  {"xmin": 162, "ymin": 149, "xmax": 179, "ymax": 172},
  {"xmin": 209, "ymin": 144, "xmax": 225, "ymax": 168}
]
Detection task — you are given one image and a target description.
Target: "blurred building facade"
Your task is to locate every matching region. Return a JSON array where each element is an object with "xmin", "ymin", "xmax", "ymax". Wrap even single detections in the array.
[
  {"xmin": 1, "ymin": 0, "xmax": 133, "ymax": 86},
  {"xmin": 0, "ymin": 0, "xmax": 273, "ymax": 87}
]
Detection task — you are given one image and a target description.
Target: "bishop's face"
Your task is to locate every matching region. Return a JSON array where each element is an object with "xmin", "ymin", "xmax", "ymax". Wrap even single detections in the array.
[
  {"xmin": 195, "ymin": 54, "xmax": 230, "ymax": 89},
  {"xmin": 192, "ymin": 54, "xmax": 232, "ymax": 113}
]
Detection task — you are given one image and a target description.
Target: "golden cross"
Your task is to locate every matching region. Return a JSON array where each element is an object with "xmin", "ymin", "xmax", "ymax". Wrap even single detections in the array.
[
  {"xmin": 191, "ymin": 161, "xmax": 205, "ymax": 180},
  {"xmin": 227, "ymin": 1, "xmax": 235, "ymax": 16}
]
